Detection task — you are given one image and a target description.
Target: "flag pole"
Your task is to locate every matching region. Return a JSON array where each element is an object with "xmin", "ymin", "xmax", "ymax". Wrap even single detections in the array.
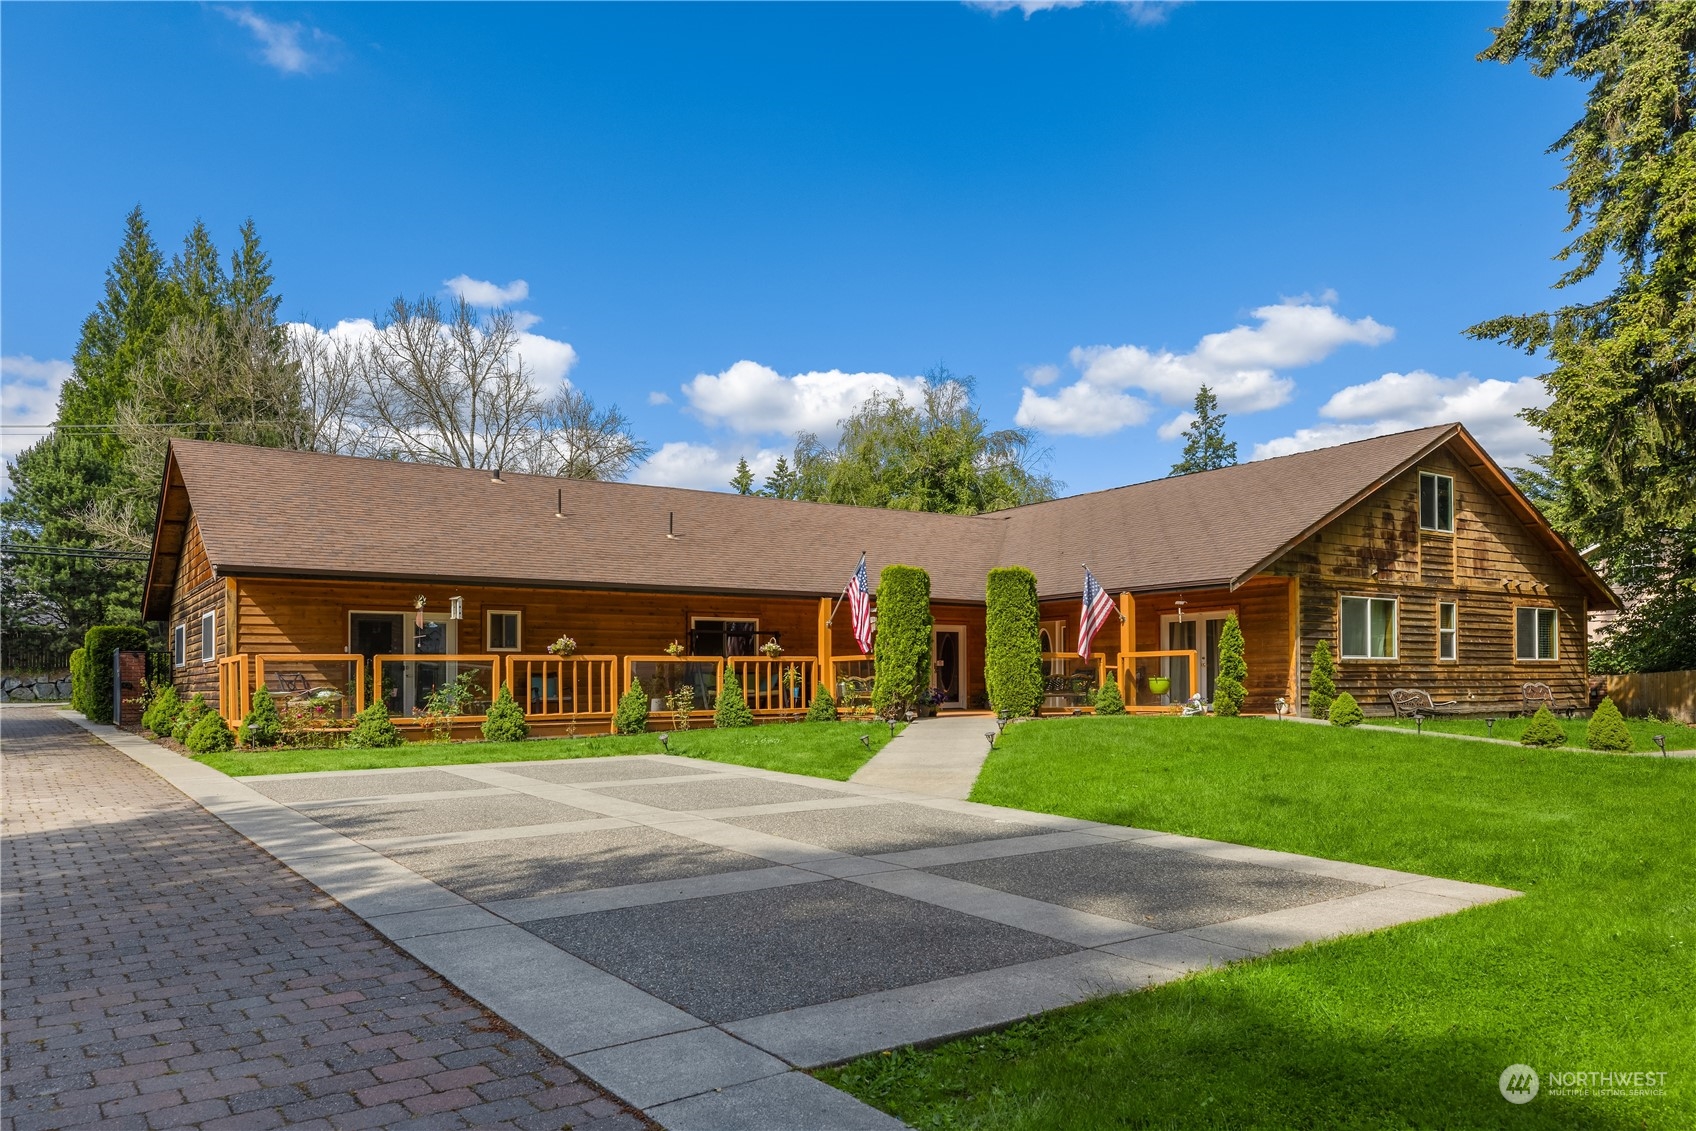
[{"xmin": 825, "ymin": 550, "xmax": 866, "ymax": 628}]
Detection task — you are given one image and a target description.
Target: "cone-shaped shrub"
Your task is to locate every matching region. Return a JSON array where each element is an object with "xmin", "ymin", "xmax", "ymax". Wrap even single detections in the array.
[
  {"xmin": 142, "ymin": 682, "xmax": 182, "ymax": 736},
  {"xmin": 239, "ymin": 686, "xmax": 284, "ymax": 748},
  {"xmin": 1585, "ymin": 697, "xmax": 1632, "ymax": 751},
  {"xmin": 172, "ymin": 693, "xmax": 208, "ymax": 743},
  {"xmin": 1521, "ymin": 705, "xmax": 1567, "ymax": 747},
  {"xmin": 1094, "ymin": 674, "xmax": 1126, "ymax": 715},
  {"xmin": 1328, "ymin": 691, "xmax": 1364, "ymax": 727},
  {"xmin": 69, "ymin": 648, "xmax": 89, "ymax": 716},
  {"xmin": 481, "ymin": 683, "xmax": 530, "ymax": 743},
  {"xmin": 186, "ymin": 709, "xmax": 234, "ymax": 754},
  {"xmin": 871, "ymin": 565, "xmax": 933, "ymax": 716},
  {"xmin": 1308, "ymin": 639, "xmax": 1337, "ymax": 719},
  {"xmin": 1213, "ymin": 613, "xmax": 1247, "ymax": 717},
  {"xmin": 715, "ymin": 670, "xmax": 756, "ymax": 728},
  {"xmin": 985, "ymin": 567, "xmax": 1044, "ymax": 718},
  {"xmin": 345, "ymin": 701, "xmax": 405, "ymax": 748},
  {"xmin": 614, "ymin": 679, "xmax": 650, "ymax": 735},
  {"xmin": 806, "ymin": 684, "xmax": 838, "ymax": 722}
]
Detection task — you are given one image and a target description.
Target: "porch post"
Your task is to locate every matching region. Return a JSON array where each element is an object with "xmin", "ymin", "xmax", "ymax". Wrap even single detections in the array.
[
  {"xmin": 1118, "ymin": 591, "xmax": 1135, "ymax": 692},
  {"xmin": 817, "ymin": 597, "xmax": 832, "ymax": 695}
]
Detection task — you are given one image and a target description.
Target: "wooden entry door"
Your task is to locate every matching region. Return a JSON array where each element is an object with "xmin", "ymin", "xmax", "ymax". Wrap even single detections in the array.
[
  {"xmin": 1162, "ymin": 611, "xmax": 1231, "ymax": 704},
  {"xmin": 931, "ymin": 626, "xmax": 966, "ymax": 709}
]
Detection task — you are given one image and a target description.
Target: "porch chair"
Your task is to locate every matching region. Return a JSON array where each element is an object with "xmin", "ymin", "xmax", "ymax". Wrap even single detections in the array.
[
  {"xmin": 1389, "ymin": 688, "xmax": 1460, "ymax": 718},
  {"xmin": 1521, "ymin": 681, "xmax": 1560, "ymax": 717},
  {"xmin": 837, "ymin": 676, "xmax": 874, "ymax": 715}
]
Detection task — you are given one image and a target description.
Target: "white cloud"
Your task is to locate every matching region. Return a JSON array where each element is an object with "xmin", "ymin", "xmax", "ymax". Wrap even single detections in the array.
[
  {"xmin": 1017, "ymin": 297, "xmax": 1393, "ymax": 436},
  {"xmin": 1252, "ymin": 370, "xmax": 1551, "ymax": 470},
  {"xmin": 630, "ymin": 442, "xmax": 784, "ymax": 491},
  {"xmin": 1156, "ymin": 411, "xmax": 1194, "ymax": 442},
  {"xmin": 218, "ymin": 7, "xmax": 336, "ymax": 74},
  {"xmin": 1023, "ymin": 363, "xmax": 1061, "ymax": 387},
  {"xmin": 682, "ymin": 360, "xmax": 928, "ymax": 438},
  {"xmin": 967, "ymin": 0, "xmax": 1180, "ymax": 21},
  {"xmin": 1013, "ymin": 382, "xmax": 1151, "ymax": 437},
  {"xmin": 444, "ymin": 275, "xmax": 530, "ymax": 307},
  {"xmin": 288, "ymin": 317, "xmax": 579, "ymax": 388},
  {"xmin": 647, "ymin": 391, "xmax": 672, "ymax": 406},
  {"xmin": 1, "ymin": 355, "xmax": 72, "ymax": 481}
]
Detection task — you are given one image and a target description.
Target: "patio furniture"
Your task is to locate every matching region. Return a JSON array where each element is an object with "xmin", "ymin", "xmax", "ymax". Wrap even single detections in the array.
[
  {"xmin": 1390, "ymin": 688, "xmax": 1460, "ymax": 718},
  {"xmin": 1522, "ymin": 682, "xmax": 1556, "ymax": 716},
  {"xmin": 837, "ymin": 676, "xmax": 874, "ymax": 714}
]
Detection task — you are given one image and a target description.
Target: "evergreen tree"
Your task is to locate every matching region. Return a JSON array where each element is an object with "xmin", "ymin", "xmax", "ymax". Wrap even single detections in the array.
[
  {"xmin": 730, "ymin": 457, "xmax": 756, "ymax": 495},
  {"xmin": 761, "ymin": 455, "xmax": 799, "ymax": 499},
  {"xmin": 1520, "ymin": 706, "xmax": 1568, "ymax": 748},
  {"xmin": 1327, "ymin": 692, "xmax": 1364, "ymax": 727},
  {"xmin": 480, "ymin": 683, "xmax": 530, "ymax": 743},
  {"xmin": 1585, "ymin": 697, "xmax": 1632, "ymax": 752},
  {"xmin": 1169, "ymin": 386, "xmax": 1238, "ymax": 475},
  {"xmin": 1308, "ymin": 638, "xmax": 1338, "ymax": 719},
  {"xmin": 1094, "ymin": 675, "xmax": 1126, "ymax": 716},
  {"xmin": 714, "ymin": 670, "xmax": 756, "ymax": 728},
  {"xmin": 1212, "ymin": 612, "xmax": 1247, "ymax": 716},
  {"xmin": 239, "ymin": 686, "xmax": 284, "ymax": 748},
  {"xmin": 805, "ymin": 684, "xmax": 838, "ymax": 722}
]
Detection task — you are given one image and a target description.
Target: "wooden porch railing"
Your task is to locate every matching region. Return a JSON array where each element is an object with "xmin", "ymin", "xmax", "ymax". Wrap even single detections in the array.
[
  {"xmin": 505, "ymin": 655, "xmax": 618, "ymax": 720},
  {"xmin": 217, "ymin": 654, "xmax": 250, "ymax": 726},
  {"xmin": 829, "ymin": 658, "xmax": 876, "ymax": 717},
  {"xmin": 730, "ymin": 657, "xmax": 815, "ymax": 716},
  {"xmin": 371, "ymin": 654, "xmax": 501, "ymax": 724},
  {"xmin": 1040, "ymin": 652, "xmax": 1106, "ymax": 713},
  {"xmin": 1117, "ymin": 649, "xmax": 1200, "ymax": 714},
  {"xmin": 254, "ymin": 655, "xmax": 366, "ymax": 721},
  {"xmin": 623, "ymin": 656, "xmax": 725, "ymax": 712}
]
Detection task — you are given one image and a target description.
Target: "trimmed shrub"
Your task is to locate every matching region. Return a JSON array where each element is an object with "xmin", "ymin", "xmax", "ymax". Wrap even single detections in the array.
[
  {"xmin": 481, "ymin": 683, "xmax": 530, "ymax": 743},
  {"xmin": 172, "ymin": 693, "xmax": 209, "ymax": 743},
  {"xmin": 1308, "ymin": 638, "xmax": 1337, "ymax": 719},
  {"xmin": 1094, "ymin": 674, "xmax": 1126, "ymax": 716},
  {"xmin": 1585, "ymin": 697, "xmax": 1632, "ymax": 752},
  {"xmin": 1328, "ymin": 691, "xmax": 1364, "ymax": 727},
  {"xmin": 1213, "ymin": 613, "xmax": 1247, "ymax": 717},
  {"xmin": 69, "ymin": 648, "xmax": 89, "ymax": 716},
  {"xmin": 345, "ymin": 701, "xmax": 405, "ymax": 748},
  {"xmin": 614, "ymin": 679, "xmax": 650, "ymax": 735},
  {"xmin": 238, "ymin": 686, "xmax": 284, "ymax": 747},
  {"xmin": 185, "ymin": 709, "xmax": 234, "ymax": 754},
  {"xmin": 80, "ymin": 625, "xmax": 152, "ymax": 723},
  {"xmin": 714, "ymin": 670, "xmax": 756, "ymax": 728},
  {"xmin": 871, "ymin": 565, "xmax": 933, "ymax": 716},
  {"xmin": 806, "ymin": 684, "xmax": 838, "ymax": 722},
  {"xmin": 985, "ymin": 567, "xmax": 1044, "ymax": 718},
  {"xmin": 142, "ymin": 682, "xmax": 183, "ymax": 736},
  {"xmin": 1521, "ymin": 706, "xmax": 1567, "ymax": 748}
]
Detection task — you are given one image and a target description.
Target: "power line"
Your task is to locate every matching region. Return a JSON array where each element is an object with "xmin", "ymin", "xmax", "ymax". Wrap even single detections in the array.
[{"xmin": 1, "ymin": 545, "xmax": 150, "ymax": 562}]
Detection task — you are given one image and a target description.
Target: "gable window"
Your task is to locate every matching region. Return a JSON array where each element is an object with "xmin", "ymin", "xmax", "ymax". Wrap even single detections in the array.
[
  {"xmin": 486, "ymin": 610, "xmax": 522, "ymax": 652},
  {"xmin": 200, "ymin": 611, "xmax": 216, "ymax": 662},
  {"xmin": 1341, "ymin": 596, "xmax": 1397, "ymax": 659},
  {"xmin": 1420, "ymin": 472, "xmax": 1454, "ymax": 533},
  {"xmin": 173, "ymin": 624, "xmax": 186, "ymax": 668},
  {"xmin": 1516, "ymin": 607, "xmax": 1557, "ymax": 661},
  {"xmin": 1438, "ymin": 602, "xmax": 1457, "ymax": 661}
]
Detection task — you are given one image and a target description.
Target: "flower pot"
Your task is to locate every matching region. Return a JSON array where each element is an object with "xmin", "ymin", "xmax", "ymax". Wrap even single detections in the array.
[{"xmin": 1147, "ymin": 677, "xmax": 1171, "ymax": 695}]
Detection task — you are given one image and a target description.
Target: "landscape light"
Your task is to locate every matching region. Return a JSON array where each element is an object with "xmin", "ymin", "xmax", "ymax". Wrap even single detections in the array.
[
  {"xmin": 859, "ymin": 734, "xmax": 870, "ymax": 750},
  {"xmin": 1413, "ymin": 711, "xmax": 1424, "ymax": 736},
  {"xmin": 1654, "ymin": 734, "xmax": 1667, "ymax": 757},
  {"xmin": 658, "ymin": 732, "xmax": 669, "ymax": 752},
  {"xmin": 985, "ymin": 731, "xmax": 997, "ymax": 749},
  {"xmin": 1485, "ymin": 717, "xmax": 1496, "ymax": 736}
]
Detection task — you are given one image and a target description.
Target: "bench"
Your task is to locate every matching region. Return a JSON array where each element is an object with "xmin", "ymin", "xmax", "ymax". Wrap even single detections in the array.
[{"xmin": 1389, "ymin": 688, "xmax": 1460, "ymax": 718}]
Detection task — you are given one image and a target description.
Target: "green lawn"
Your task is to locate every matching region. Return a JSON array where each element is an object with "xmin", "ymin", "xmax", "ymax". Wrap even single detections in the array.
[
  {"xmin": 194, "ymin": 719, "xmax": 896, "ymax": 779},
  {"xmin": 1373, "ymin": 712, "xmax": 1696, "ymax": 752},
  {"xmin": 821, "ymin": 716, "xmax": 1695, "ymax": 1130}
]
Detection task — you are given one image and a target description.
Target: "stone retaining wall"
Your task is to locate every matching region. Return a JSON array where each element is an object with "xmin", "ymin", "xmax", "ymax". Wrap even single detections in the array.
[{"xmin": 1, "ymin": 673, "xmax": 73, "ymax": 702}]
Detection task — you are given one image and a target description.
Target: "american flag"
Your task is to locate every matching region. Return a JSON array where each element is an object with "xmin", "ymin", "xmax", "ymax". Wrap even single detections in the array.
[
  {"xmin": 1078, "ymin": 566, "xmax": 1115, "ymax": 660},
  {"xmin": 848, "ymin": 555, "xmax": 875, "ymax": 655}
]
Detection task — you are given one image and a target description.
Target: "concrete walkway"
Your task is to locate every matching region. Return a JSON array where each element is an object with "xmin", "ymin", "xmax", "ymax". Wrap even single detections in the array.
[{"xmin": 848, "ymin": 716, "xmax": 999, "ymax": 798}]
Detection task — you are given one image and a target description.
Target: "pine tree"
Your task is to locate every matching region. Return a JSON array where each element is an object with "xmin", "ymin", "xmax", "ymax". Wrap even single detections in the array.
[
  {"xmin": 761, "ymin": 456, "xmax": 798, "ymax": 499},
  {"xmin": 59, "ymin": 207, "xmax": 174, "ymax": 436},
  {"xmin": 1169, "ymin": 386, "xmax": 1238, "ymax": 476},
  {"xmin": 730, "ymin": 457, "xmax": 755, "ymax": 495}
]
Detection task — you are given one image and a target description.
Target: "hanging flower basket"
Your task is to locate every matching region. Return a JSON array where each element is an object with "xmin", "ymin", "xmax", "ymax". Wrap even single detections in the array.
[
  {"xmin": 663, "ymin": 641, "xmax": 686, "ymax": 657},
  {"xmin": 1147, "ymin": 677, "xmax": 1171, "ymax": 695},
  {"xmin": 759, "ymin": 638, "xmax": 784, "ymax": 658},
  {"xmin": 547, "ymin": 635, "xmax": 577, "ymax": 657}
]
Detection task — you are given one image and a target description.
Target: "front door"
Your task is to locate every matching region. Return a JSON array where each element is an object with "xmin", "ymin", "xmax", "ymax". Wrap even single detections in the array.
[
  {"xmin": 350, "ymin": 611, "xmax": 454, "ymax": 717},
  {"xmin": 931, "ymin": 626, "xmax": 966, "ymax": 709},
  {"xmin": 1162, "ymin": 611, "xmax": 1231, "ymax": 704}
]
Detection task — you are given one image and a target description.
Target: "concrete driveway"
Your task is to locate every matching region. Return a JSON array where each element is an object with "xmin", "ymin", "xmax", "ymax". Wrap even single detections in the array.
[{"xmin": 75, "ymin": 723, "xmax": 1519, "ymax": 1131}]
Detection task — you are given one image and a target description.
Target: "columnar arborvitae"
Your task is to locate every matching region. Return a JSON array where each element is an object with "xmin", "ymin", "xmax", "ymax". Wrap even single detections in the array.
[
  {"xmin": 985, "ymin": 567, "xmax": 1044, "ymax": 718},
  {"xmin": 1308, "ymin": 638, "xmax": 1338, "ymax": 719},
  {"xmin": 1213, "ymin": 613, "xmax": 1247, "ymax": 717},
  {"xmin": 871, "ymin": 565, "xmax": 933, "ymax": 716}
]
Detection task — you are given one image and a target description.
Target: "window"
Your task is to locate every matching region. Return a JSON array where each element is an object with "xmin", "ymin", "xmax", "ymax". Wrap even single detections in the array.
[
  {"xmin": 1516, "ymin": 607, "xmax": 1558, "ymax": 661},
  {"xmin": 172, "ymin": 624, "xmax": 186, "ymax": 667},
  {"xmin": 1420, "ymin": 472, "xmax": 1454, "ymax": 533},
  {"xmin": 486, "ymin": 610, "xmax": 522, "ymax": 652},
  {"xmin": 200, "ymin": 611, "xmax": 216, "ymax": 662},
  {"xmin": 1341, "ymin": 596, "xmax": 1397, "ymax": 659},
  {"xmin": 689, "ymin": 618, "xmax": 760, "ymax": 657},
  {"xmin": 1438, "ymin": 602, "xmax": 1457, "ymax": 661}
]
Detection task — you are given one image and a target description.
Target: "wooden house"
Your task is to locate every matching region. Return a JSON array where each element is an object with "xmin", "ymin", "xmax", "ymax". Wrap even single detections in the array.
[{"xmin": 141, "ymin": 423, "xmax": 1615, "ymax": 734}]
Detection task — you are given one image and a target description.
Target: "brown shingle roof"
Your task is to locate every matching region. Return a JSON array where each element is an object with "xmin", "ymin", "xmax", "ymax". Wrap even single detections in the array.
[{"xmin": 146, "ymin": 423, "xmax": 1614, "ymax": 614}]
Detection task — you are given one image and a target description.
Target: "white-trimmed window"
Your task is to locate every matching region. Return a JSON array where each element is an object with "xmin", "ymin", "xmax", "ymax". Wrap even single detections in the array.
[
  {"xmin": 200, "ymin": 610, "xmax": 216, "ymax": 663},
  {"xmin": 172, "ymin": 624, "xmax": 186, "ymax": 668},
  {"xmin": 1516, "ymin": 607, "xmax": 1558, "ymax": 661},
  {"xmin": 486, "ymin": 610, "xmax": 522, "ymax": 652},
  {"xmin": 1420, "ymin": 472, "xmax": 1454, "ymax": 533},
  {"xmin": 1438, "ymin": 602, "xmax": 1457, "ymax": 661},
  {"xmin": 1341, "ymin": 596, "xmax": 1398, "ymax": 659}
]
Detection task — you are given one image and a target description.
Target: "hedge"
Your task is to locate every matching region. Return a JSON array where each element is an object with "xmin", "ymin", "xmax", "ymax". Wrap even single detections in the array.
[
  {"xmin": 985, "ymin": 567, "xmax": 1043, "ymax": 718},
  {"xmin": 79, "ymin": 625, "xmax": 151, "ymax": 723},
  {"xmin": 871, "ymin": 565, "xmax": 933, "ymax": 716}
]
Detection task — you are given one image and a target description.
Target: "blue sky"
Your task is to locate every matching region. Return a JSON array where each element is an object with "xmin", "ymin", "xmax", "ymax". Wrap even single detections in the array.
[{"xmin": 2, "ymin": 2, "xmax": 1587, "ymax": 494}]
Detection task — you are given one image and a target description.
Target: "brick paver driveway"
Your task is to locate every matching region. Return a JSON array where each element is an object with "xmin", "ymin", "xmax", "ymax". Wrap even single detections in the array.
[{"xmin": 0, "ymin": 706, "xmax": 645, "ymax": 1131}]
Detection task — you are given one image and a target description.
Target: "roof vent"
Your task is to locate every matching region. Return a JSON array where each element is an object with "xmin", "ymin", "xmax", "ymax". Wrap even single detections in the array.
[
  {"xmin": 556, "ymin": 489, "xmax": 563, "ymax": 519},
  {"xmin": 667, "ymin": 511, "xmax": 680, "ymax": 540},
  {"xmin": 491, "ymin": 467, "xmax": 503, "ymax": 482}
]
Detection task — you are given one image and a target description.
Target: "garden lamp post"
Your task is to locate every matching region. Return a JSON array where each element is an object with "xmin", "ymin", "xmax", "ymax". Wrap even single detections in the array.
[
  {"xmin": 859, "ymin": 734, "xmax": 870, "ymax": 751},
  {"xmin": 1413, "ymin": 711, "xmax": 1424, "ymax": 736},
  {"xmin": 1654, "ymin": 734, "xmax": 1667, "ymax": 757},
  {"xmin": 1274, "ymin": 698, "xmax": 1288, "ymax": 721},
  {"xmin": 1485, "ymin": 717, "xmax": 1496, "ymax": 737},
  {"xmin": 658, "ymin": 732, "xmax": 669, "ymax": 753},
  {"xmin": 985, "ymin": 731, "xmax": 997, "ymax": 750}
]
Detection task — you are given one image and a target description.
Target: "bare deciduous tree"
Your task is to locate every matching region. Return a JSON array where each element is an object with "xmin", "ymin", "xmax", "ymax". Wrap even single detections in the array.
[
  {"xmin": 534, "ymin": 387, "xmax": 653, "ymax": 480},
  {"xmin": 287, "ymin": 324, "xmax": 366, "ymax": 456}
]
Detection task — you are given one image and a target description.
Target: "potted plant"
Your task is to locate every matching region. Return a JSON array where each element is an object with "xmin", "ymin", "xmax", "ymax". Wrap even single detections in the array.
[
  {"xmin": 1146, "ymin": 676, "xmax": 1171, "ymax": 695},
  {"xmin": 759, "ymin": 637, "xmax": 784, "ymax": 659},
  {"xmin": 547, "ymin": 635, "xmax": 577, "ymax": 656},
  {"xmin": 664, "ymin": 640, "xmax": 685, "ymax": 657}
]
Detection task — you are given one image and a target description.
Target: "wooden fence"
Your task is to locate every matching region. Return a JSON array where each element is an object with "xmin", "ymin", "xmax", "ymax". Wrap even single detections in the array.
[
  {"xmin": 505, "ymin": 655, "xmax": 618, "ymax": 721},
  {"xmin": 1603, "ymin": 670, "xmax": 1696, "ymax": 724},
  {"xmin": 730, "ymin": 657, "xmax": 815, "ymax": 716}
]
